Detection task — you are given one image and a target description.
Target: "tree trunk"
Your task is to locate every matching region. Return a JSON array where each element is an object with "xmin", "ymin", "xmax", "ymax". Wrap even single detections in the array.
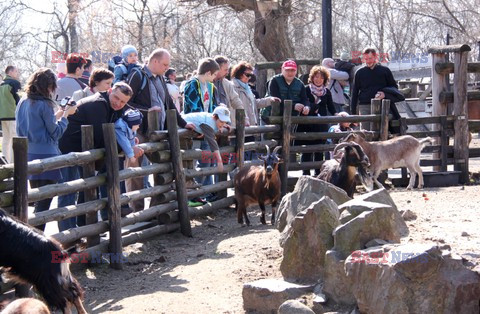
[{"xmin": 68, "ymin": 0, "xmax": 79, "ymax": 53}]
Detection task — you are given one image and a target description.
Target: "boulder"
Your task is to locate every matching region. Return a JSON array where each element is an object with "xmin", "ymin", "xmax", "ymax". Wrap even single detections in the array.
[
  {"xmin": 333, "ymin": 201, "xmax": 408, "ymax": 259},
  {"xmin": 345, "ymin": 244, "xmax": 480, "ymax": 313},
  {"xmin": 323, "ymin": 250, "xmax": 356, "ymax": 306},
  {"xmin": 338, "ymin": 200, "xmax": 391, "ymax": 223},
  {"xmin": 356, "ymin": 188, "xmax": 397, "ymax": 210},
  {"xmin": 243, "ymin": 279, "xmax": 314, "ymax": 313},
  {"xmin": 278, "ymin": 300, "xmax": 315, "ymax": 314},
  {"xmin": 276, "ymin": 176, "xmax": 351, "ymax": 233},
  {"xmin": 280, "ymin": 197, "xmax": 340, "ymax": 282}
]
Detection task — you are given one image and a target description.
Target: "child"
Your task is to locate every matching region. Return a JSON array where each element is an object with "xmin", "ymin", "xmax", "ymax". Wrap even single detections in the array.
[
  {"xmin": 327, "ymin": 111, "xmax": 358, "ymax": 159},
  {"xmin": 115, "ymin": 108, "xmax": 144, "ymax": 163},
  {"xmin": 183, "ymin": 57, "xmax": 219, "ymax": 114},
  {"xmin": 114, "ymin": 45, "xmax": 139, "ymax": 83}
]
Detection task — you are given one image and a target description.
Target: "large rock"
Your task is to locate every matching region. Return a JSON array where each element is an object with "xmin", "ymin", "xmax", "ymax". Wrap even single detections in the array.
[
  {"xmin": 323, "ymin": 250, "xmax": 356, "ymax": 306},
  {"xmin": 345, "ymin": 244, "xmax": 480, "ymax": 313},
  {"xmin": 278, "ymin": 300, "xmax": 315, "ymax": 314},
  {"xmin": 280, "ymin": 197, "xmax": 340, "ymax": 282},
  {"xmin": 276, "ymin": 176, "xmax": 351, "ymax": 233},
  {"xmin": 242, "ymin": 279, "xmax": 314, "ymax": 313},
  {"xmin": 356, "ymin": 187, "xmax": 397, "ymax": 210},
  {"xmin": 333, "ymin": 201, "xmax": 408, "ymax": 259}
]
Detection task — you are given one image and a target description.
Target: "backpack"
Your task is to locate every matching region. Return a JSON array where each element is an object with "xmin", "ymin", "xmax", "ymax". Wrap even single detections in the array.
[
  {"xmin": 126, "ymin": 67, "xmax": 148, "ymax": 95},
  {"xmin": 107, "ymin": 55, "xmax": 123, "ymax": 73},
  {"xmin": 334, "ymin": 60, "xmax": 356, "ymax": 73}
]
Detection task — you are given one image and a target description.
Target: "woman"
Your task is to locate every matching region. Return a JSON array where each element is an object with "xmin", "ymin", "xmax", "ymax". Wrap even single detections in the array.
[
  {"xmin": 297, "ymin": 65, "xmax": 337, "ymax": 176},
  {"xmin": 15, "ymin": 68, "xmax": 77, "ymax": 231},
  {"xmin": 72, "ymin": 68, "xmax": 114, "ymax": 102}
]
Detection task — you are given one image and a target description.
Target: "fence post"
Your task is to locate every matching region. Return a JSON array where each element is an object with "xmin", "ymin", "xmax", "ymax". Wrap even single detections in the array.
[
  {"xmin": 431, "ymin": 52, "xmax": 448, "ymax": 171},
  {"xmin": 102, "ymin": 123, "xmax": 123, "ymax": 270},
  {"xmin": 13, "ymin": 137, "xmax": 31, "ymax": 297},
  {"xmin": 380, "ymin": 100, "xmax": 390, "ymax": 141},
  {"xmin": 453, "ymin": 50, "xmax": 469, "ymax": 183},
  {"xmin": 440, "ymin": 116, "xmax": 448, "ymax": 172},
  {"xmin": 166, "ymin": 109, "xmax": 192, "ymax": 237},
  {"xmin": 280, "ymin": 100, "xmax": 292, "ymax": 196},
  {"xmin": 235, "ymin": 109, "xmax": 246, "ymax": 169},
  {"xmin": 147, "ymin": 110, "xmax": 163, "ymax": 207},
  {"xmin": 81, "ymin": 125, "xmax": 99, "ymax": 247},
  {"xmin": 370, "ymin": 99, "xmax": 382, "ymax": 133}
]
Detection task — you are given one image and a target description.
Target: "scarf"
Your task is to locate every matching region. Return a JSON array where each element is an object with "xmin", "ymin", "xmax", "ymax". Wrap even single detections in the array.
[
  {"xmin": 309, "ymin": 83, "xmax": 326, "ymax": 98},
  {"xmin": 235, "ymin": 78, "xmax": 254, "ymax": 98}
]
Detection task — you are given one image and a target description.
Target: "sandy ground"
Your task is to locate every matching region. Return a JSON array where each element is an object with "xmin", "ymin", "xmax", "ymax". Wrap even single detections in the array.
[{"xmin": 73, "ymin": 139, "xmax": 480, "ymax": 313}]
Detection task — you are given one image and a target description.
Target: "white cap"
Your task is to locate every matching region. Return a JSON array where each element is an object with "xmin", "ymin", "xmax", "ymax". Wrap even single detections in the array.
[{"xmin": 212, "ymin": 106, "xmax": 231, "ymax": 123}]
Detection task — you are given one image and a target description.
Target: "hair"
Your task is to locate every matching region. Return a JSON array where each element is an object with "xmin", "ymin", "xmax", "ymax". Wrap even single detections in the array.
[
  {"xmin": 197, "ymin": 58, "xmax": 219, "ymax": 75},
  {"xmin": 165, "ymin": 68, "xmax": 176, "ymax": 78},
  {"xmin": 231, "ymin": 61, "xmax": 253, "ymax": 80},
  {"xmin": 89, "ymin": 68, "xmax": 114, "ymax": 88},
  {"xmin": 149, "ymin": 48, "xmax": 170, "ymax": 62},
  {"xmin": 5, "ymin": 65, "xmax": 15, "ymax": 75},
  {"xmin": 112, "ymin": 82, "xmax": 133, "ymax": 97},
  {"xmin": 66, "ymin": 54, "xmax": 86, "ymax": 74},
  {"xmin": 84, "ymin": 58, "xmax": 93, "ymax": 70},
  {"xmin": 308, "ymin": 65, "xmax": 330, "ymax": 86},
  {"xmin": 25, "ymin": 67, "xmax": 57, "ymax": 100},
  {"xmin": 248, "ymin": 73, "xmax": 257, "ymax": 84},
  {"xmin": 214, "ymin": 56, "xmax": 229, "ymax": 67},
  {"xmin": 363, "ymin": 47, "xmax": 377, "ymax": 55}
]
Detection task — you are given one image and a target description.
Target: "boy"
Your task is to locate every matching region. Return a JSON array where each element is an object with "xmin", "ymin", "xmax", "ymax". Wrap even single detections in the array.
[
  {"xmin": 183, "ymin": 57, "xmax": 219, "ymax": 114},
  {"xmin": 327, "ymin": 111, "xmax": 358, "ymax": 159},
  {"xmin": 114, "ymin": 45, "xmax": 139, "ymax": 83},
  {"xmin": 115, "ymin": 108, "xmax": 144, "ymax": 163}
]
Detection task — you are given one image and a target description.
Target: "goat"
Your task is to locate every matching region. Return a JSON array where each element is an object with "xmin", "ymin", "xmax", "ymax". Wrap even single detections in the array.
[
  {"xmin": 343, "ymin": 133, "xmax": 434, "ymax": 190},
  {"xmin": 317, "ymin": 142, "xmax": 371, "ymax": 198},
  {"xmin": 234, "ymin": 145, "xmax": 282, "ymax": 226},
  {"xmin": 0, "ymin": 209, "xmax": 87, "ymax": 314}
]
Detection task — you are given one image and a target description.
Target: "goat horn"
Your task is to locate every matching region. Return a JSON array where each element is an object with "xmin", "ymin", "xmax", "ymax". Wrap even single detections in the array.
[
  {"xmin": 272, "ymin": 146, "xmax": 282, "ymax": 155},
  {"xmin": 333, "ymin": 142, "xmax": 351, "ymax": 156},
  {"xmin": 265, "ymin": 145, "xmax": 270, "ymax": 156}
]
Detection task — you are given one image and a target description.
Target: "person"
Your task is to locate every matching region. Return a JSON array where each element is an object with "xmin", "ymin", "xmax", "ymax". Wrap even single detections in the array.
[
  {"xmin": 183, "ymin": 58, "xmax": 220, "ymax": 114},
  {"xmin": 248, "ymin": 73, "xmax": 260, "ymax": 99},
  {"xmin": 79, "ymin": 58, "xmax": 93, "ymax": 85},
  {"xmin": 212, "ymin": 56, "xmax": 247, "ymax": 128},
  {"xmin": 299, "ymin": 65, "xmax": 337, "ymax": 176},
  {"xmin": 15, "ymin": 68, "xmax": 77, "ymax": 231},
  {"xmin": 114, "ymin": 45, "xmax": 139, "ymax": 83},
  {"xmin": 0, "ymin": 65, "xmax": 21, "ymax": 163},
  {"xmin": 55, "ymin": 54, "xmax": 87, "ymax": 104},
  {"xmin": 72, "ymin": 68, "xmax": 114, "ymax": 102},
  {"xmin": 350, "ymin": 47, "xmax": 397, "ymax": 129},
  {"xmin": 322, "ymin": 58, "xmax": 349, "ymax": 114},
  {"xmin": 58, "ymin": 82, "xmax": 135, "ymax": 230},
  {"xmin": 165, "ymin": 68, "xmax": 181, "ymax": 112},
  {"xmin": 126, "ymin": 48, "xmax": 194, "ymax": 212},
  {"xmin": 179, "ymin": 72, "xmax": 192, "ymax": 95},
  {"xmin": 115, "ymin": 108, "xmax": 144, "ymax": 164},
  {"xmin": 327, "ymin": 111, "xmax": 357, "ymax": 159}
]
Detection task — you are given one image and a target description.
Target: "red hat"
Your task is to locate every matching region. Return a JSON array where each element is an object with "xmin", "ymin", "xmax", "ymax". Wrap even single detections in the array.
[{"xmin": 282, "ymin": 60, "xmax": 297, "ymax": 70}]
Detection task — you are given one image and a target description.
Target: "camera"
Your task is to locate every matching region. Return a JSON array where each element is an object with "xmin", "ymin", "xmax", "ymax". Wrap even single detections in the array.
[{"xmin": 59, "ymin": 96, "xmax": 76, "ymax": 108}]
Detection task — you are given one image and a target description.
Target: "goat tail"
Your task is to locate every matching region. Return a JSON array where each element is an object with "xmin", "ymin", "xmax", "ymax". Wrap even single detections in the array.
[{"xmin": 419, "ymin": 137, "xmax": 434, "ymax": 148}]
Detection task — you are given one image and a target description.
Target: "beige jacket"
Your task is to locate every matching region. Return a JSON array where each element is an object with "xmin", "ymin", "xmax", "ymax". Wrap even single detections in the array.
[
  {"xmin": 217, "ymin": 78, "xmax": 249, "ymax": 127},
  {"xmin": 232, "ymin": 79, "xmax": 272, "ymax": 126}
]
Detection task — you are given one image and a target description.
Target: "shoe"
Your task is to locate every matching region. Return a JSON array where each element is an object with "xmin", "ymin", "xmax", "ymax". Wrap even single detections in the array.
[
  {"xmin": 188, "ymin": 200, "xmax": 204, "ymax": 207},
  {"xmin": 191, "ymin": 197, "xmax": 207, "ymax": 205},
  {"xmin": 205, "ymin": 193, "xmax": 219, "ymax": 202}
]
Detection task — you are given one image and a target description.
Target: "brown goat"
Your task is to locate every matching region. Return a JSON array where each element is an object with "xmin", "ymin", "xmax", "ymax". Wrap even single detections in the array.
[
  {"xmin": 234, "ymin": 146, "xmax": 282, "ymax": 226},
  {"xmin": 343, "ymin": 133, "xmax": 433, "ymax": 189}
]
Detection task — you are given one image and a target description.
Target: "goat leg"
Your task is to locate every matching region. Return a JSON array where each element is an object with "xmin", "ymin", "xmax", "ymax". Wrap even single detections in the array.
[
  {"xmin": 414, "ymin": 163, "xmax": 424, "ymax": 189},
  {"xmin": 74, "ymin": 297, "xmax": 88, "ymax": 314},
  {"xmin": 243, "ymin": 207, "xmax": 250, "ymax": 226},
  {"xmin": 236, "ymin": 202, "xmax": 244, "ymax": 225},
  {"xmin": 259, "ymin": 203, "xmax": 266, "ymax": 225},
  {"xmin": 406, "ymin": 165, "xmax": 416, "ymax": 190},
  {"xmin": 271, "ymin": 202, "xmax": 277, "ymax": 225}
]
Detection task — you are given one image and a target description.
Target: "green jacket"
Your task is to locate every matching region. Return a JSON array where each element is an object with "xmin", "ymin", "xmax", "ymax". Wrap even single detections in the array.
[{"xmin": 0, "ymin": 75, "xmax": 21, "ymax": 120}]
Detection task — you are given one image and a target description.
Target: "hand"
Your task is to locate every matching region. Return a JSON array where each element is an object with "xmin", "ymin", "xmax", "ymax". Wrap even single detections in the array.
[
  {"xmin": 148, "ymin": 106, "xmax": 162, "ymax": 112},
  {"xmin": 129, "ymin": 156, "xmax": 137, "ymax": 163},
  {"xmin": 294, "ymin": 103, "xmax": 304, "ymax": 112},
  {"xmin": 62, "ymin": 104, "xmax": 77, "ymax": 118},
  {"xmin": 217, "ymin": 162, "xmax": 224, "ymax": 173},
  {"xmin": 301, "ymin": 106, "xmax": 310, "ymax": 115},
  {"xmin": 270, "ymin": 97, "xmax": 281, "ymax": 103},
  {"xmin": 374, "ymin": 91, "xmax": 385, "ymax": 100},
  {"xmin": 223, "ymin": 124, "xmax": 231, "ymax": 131},
  {"xmin": 185, "ymin": 123, "xmax": 195, "ymax": 130},
  {"xmin": 133, "ymin": 146, "xmax": 144, "ymax": 158},
  {"xmin": 134, "ymin": 137, "xmax": 140, "ymax": 145}
]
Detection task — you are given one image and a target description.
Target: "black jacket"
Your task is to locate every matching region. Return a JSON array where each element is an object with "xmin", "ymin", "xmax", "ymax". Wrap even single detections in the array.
[
  {"xmin": 59, "ymin": 92, "xmax": 124, "ymax": 154},
  {"xmin": 126, "ymin": 65, "xmax": 187, "ymax": 134}
]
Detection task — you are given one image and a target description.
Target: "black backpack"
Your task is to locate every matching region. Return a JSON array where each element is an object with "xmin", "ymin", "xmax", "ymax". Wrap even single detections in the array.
[{"xmin": 334, "ymin": 60, "xmax": 356, "ymax": 73}]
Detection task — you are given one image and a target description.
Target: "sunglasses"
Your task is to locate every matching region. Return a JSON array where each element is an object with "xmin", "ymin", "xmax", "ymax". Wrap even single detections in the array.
[{"xmin": 244, "ymin": 73, "xmax": 253, "ymax": 78}]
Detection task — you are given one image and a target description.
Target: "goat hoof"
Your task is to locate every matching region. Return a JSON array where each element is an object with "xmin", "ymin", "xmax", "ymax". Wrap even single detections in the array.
[
  {"xmin": 260, "ymin": 218, "xmax": 266, "ymax": 225},
  {"xmin": 418, "ymin": 184, "xmax": 424, "ymax": 189},
  {"xmin": 406, "ymin": 186, "xmax": 413, "ymax": 190}
]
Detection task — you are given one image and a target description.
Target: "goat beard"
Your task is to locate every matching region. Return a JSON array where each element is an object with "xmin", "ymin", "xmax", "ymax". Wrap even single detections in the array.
[{"xmin": 358, "ymin": 166, "xmax": 373, "ymax": 191}]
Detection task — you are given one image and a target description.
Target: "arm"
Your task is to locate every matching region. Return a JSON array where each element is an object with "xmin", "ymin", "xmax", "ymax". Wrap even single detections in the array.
[
  {"xmin": 115, "ymin": 121, "xmax": 134, "ymax": 158},
  {"xmin": 225, "ymin": 81, "xmax": 250, "ymax": 125},
  {"xmin": 329, "ymin": 69, "xmax": 349, "ymax": 81},
  {"xmin": 41, "ymin": 102, "xmax": 69, "ymax": 141},
  {"xmin": 199, "ymin": 124, "xmax": 223, "ymax": 172},
  {"xmin": 9, "ymin": 80, "xmax": 21, "ymax": 104},
  {"xmin": 385, "ymin": 68, "xmax": 398, "ymax": 88},
  {"xmin": 113, "ymin": 65, "xmax": 125, "ymax": 84}
]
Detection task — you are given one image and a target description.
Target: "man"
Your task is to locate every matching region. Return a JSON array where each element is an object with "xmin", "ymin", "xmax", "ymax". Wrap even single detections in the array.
[
  {"xmin": 213, "ymin": 56, "xmax": 247, "ymax": 127},
  {"xmin": 126, "ymin": 48, "xmax": 194, "ymax": 211},
  {"xmin": 57, "ymin": 82, "xmax": 136, "ymax": 230},
  {"xmin": 267, "ymin": 60, "xmax": 309, "ymax": 117},
  {"xmin": 0, "ymin": 65, "xmax": 21, "ymax": 163},
  {"xmin": 165, "ymin": 68, "xmax": 181, "ymax": 112},
  {"xmin": 350, "ymin": 47, "xmax": 397, "ymax": 129},
  {"xmin": 322, "ymin": 58, "xmax": 349, "ymax": 114},
  {"xmin": 55, "ymin": 54, "xmax": 87, "ymax": 103},
  {"xmin": 79, "ymin": 58, "xmax": 93, "ymax": 85}
]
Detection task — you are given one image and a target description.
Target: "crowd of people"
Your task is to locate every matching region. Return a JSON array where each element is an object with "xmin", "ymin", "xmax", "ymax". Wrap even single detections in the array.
[{"xmin": 0, "ymin": 45, "xmax": 398, "ymax": 228}]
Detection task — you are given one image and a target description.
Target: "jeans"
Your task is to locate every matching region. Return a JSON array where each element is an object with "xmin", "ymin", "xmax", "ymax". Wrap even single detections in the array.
[
  {"xmin": 57, "ymin": 166, "xmax": 82, "ymax": 231},
  {"xmin": 29, "ymin": 179, "xmax": 55, "ymax": 231},
  {"xmin": 197, "ymin": 140, "xmax": 214, "ymax": 186}
]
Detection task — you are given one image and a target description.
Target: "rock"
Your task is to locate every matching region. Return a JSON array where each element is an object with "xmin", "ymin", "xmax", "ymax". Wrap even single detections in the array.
[
  {"xmin": 356, "ymin": 188, "xmax": 398, "ymax": 211},
  {"xmin": 278, "ymin": 300, "xmax": 315, "ymax": 314},
  {"xmin": 402, "ymin": 209, "xmax": 417, "ymax": 221},
  {"xmin": 345, "ymin": 243, "xmax": 480, "ymax": 313},
  {"xmin": 276, "ymin": 176, "xmax": 351, "ymax": 233},
  {"xmin": 333, "ymin": 202, "xmax": 409, "ymax": 259},
  {"xmin": 243, "ymin": 279, "xmax": 314, "ymax": 313},
  {"xmin": 365, "ymin": 239, "xmax": 389, "ymax": 248},
  {"xmin": 461, "ymin": 231, "xmax": 470, "ymax": 237},
  {"xmin": 280, "ymin": 197, "xmax": 340, "ymax": 282},
  {"xmin": 338, "ymin": 200, "xmax": 394, "ymax": 223},
  {"xmin": 323, "ymin": 250, "xmax": 356, "ymax": 306}
]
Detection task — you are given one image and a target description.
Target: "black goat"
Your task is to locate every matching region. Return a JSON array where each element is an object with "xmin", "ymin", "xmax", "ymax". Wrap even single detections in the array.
[
  {"xmin": 317, "ymin": 142, "xmax": 371, "ymax": 197},
  {"xmin": 0, "ymin": 209, "xmax": 87, "ymax": 314}
]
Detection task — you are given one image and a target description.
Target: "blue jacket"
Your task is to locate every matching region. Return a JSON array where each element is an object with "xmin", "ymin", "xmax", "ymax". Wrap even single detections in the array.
[
  {"xmin": 15, "ymin": 95, "xmax": 68, "ymax": 155},
  {"xmin": 114, "ymin": 118, "xmax": 136, "ymax": 158},
  {"xmin": 183, "ymin": 78, "xmax": 217, "ymax": 114}
]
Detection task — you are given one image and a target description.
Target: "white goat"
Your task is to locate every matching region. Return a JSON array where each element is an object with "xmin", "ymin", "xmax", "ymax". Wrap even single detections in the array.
[{"xmin": 343, "ymin": 133, "xmax": 434, "ymax": 190}]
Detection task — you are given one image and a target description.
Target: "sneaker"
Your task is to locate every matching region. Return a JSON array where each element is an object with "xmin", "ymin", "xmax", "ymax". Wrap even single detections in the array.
[
  {"xmin": 191, "ymin": 197, "xmax": 207, "ymax": 205},
  {"xmin": 188, "ymin": 200, "xmax": 204, "ymax": 207}
]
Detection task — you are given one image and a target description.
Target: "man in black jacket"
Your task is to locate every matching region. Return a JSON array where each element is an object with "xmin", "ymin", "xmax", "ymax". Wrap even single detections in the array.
[{"xmin": 126, "ymin": 48, "xmax": 194, "ymax": 211}]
